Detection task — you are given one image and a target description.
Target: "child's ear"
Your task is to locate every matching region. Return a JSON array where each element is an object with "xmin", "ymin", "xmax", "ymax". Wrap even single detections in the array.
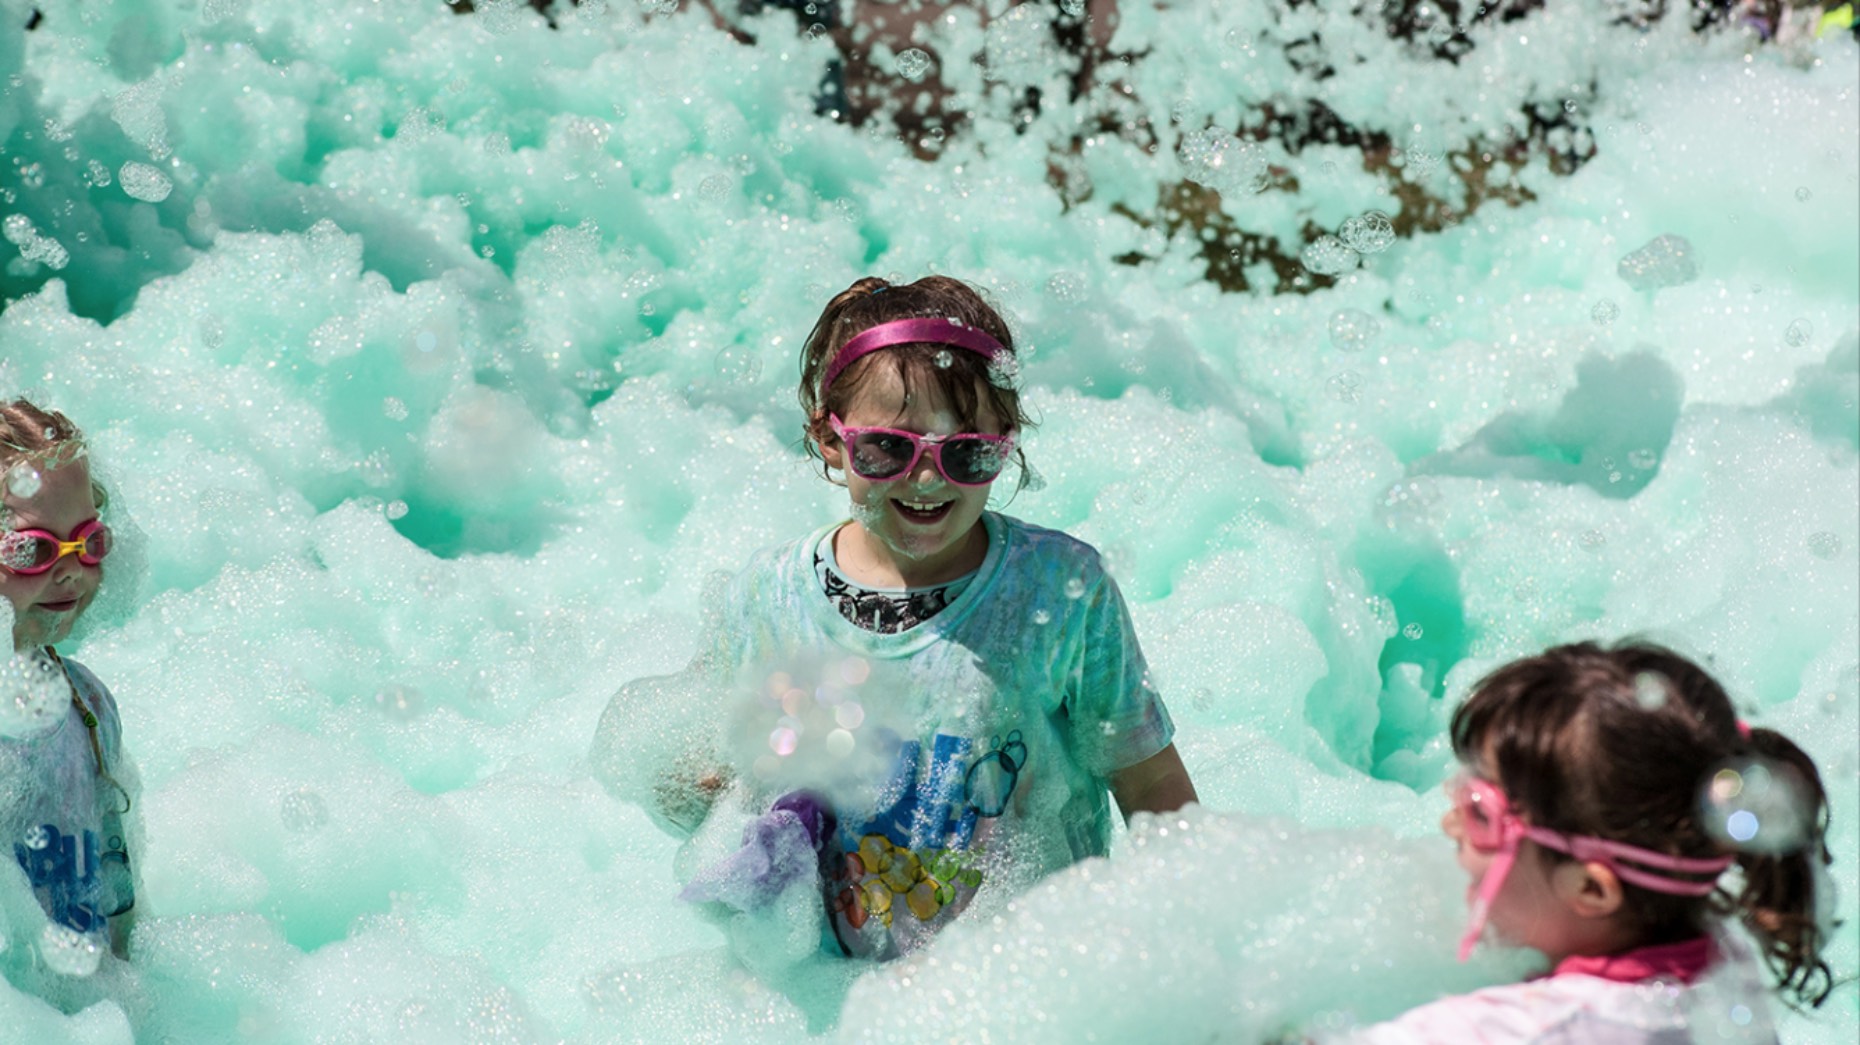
[
  {"xmin": 812, "ymin": 415, "xmax": 843, "ymax": 469},
  {"xmin": 1553, "ymin": 860, "xmax": 1625, "ymax": 919}
]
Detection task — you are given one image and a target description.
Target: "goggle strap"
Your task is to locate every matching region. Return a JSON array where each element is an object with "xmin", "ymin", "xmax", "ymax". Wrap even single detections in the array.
[
  {"xmin": 1459, "ymin": 840, "xmax": 1520, "ymax": 961},
  {"xmin": 1527, "ymin": 827, "xmax": 1733, "ymax": 896}
]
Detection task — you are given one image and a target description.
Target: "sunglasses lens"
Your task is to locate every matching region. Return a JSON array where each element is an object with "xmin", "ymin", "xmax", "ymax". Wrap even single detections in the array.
[
  {"xmin": 941, "ymin": 438, "xmax": 1006, "ymax": 484},
  {"xmin": 82, "ymin": 525, "xmax": 111, "ymax": 563},
  {"xmin": 0, "ymin": 533, "xmax": 56, "ymax": 573},
  {"xmin": 847, "ymin": 432, "xmax": 913, "ymax": 480}
]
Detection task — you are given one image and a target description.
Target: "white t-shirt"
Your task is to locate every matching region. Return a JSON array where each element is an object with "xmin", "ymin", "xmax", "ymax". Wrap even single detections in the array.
[
  {"xmin": 0, "ymin": 654, "xmax": 136, "ymax": 939},
  {"xmin": 1329, "ymin": 935, "xmax": 1779, "ymax": 1045},
  {"xmin": 707, "ymin": 511, "xmax": 1174, "ymax": 960}
]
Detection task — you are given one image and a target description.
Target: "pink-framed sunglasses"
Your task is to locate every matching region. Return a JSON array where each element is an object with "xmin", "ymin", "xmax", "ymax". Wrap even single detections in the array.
[
  {"xmin": 0, "ymin": 518, "xmax": 111, "ymax": 576},
  {"xmin": 827, "ymin": 414, "xmax": 1016, "ymax": 487},
  {"xmin": 1448, "ymin": 772, "xmax": 1733, "ymax": 960}
]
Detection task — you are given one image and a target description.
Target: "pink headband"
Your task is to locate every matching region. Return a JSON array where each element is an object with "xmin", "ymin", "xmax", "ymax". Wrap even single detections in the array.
[{"xmin": 820, "ymin": 318, "xmax": 1006, "ymax": 398}]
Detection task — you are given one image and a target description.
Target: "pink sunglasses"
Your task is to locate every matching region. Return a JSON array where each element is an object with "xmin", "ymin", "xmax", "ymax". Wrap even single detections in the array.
[
  {"xmin": 827, "ymin": 414, "xmax": 1015, "ymax": 487},
  {"xmin": 0, "ymin": 518, "xmax": 111, "ymax": 576},
  {"xmin": 1449, "ymin": 773, "xmax": 1733, "ymax": 960}
]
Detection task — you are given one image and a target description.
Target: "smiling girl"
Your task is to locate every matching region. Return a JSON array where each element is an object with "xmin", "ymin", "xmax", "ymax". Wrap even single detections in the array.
[{"xmin": 684, "ymin": 276, "xmax": 1197, "ymax": 960}]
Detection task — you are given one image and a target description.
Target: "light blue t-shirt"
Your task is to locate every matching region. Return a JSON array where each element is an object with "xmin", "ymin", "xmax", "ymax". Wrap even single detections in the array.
[
  {"xmin": 707, "ymin": 511, "xmax": 1173, "ymax": 960},
  {"xmin": 0, "ymin": 655, "xmax": 136, "ymax": 939}
]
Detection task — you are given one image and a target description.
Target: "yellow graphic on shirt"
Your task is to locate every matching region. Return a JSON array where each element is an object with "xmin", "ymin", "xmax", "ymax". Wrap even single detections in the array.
[{"xmin": 833, "ymin": 834, "xmax": 985, "ymax": 928}]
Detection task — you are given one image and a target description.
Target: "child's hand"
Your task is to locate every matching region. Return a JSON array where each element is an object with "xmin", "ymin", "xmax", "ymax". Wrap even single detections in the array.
[{"xmin": 680, "ymin": 790, "xmax": 835, "ymax": 911}]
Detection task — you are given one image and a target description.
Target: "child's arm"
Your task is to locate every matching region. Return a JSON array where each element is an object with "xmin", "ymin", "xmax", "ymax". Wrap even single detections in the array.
[{"xmin": 1109, "ymin": 742, "xmax": 1198, "ymax": 820}]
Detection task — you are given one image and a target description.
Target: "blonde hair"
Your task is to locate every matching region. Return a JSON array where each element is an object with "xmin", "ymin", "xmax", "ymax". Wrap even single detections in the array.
[{"xmin": 0, "ymin": 398, "xmax": 106, "ymax": 517}]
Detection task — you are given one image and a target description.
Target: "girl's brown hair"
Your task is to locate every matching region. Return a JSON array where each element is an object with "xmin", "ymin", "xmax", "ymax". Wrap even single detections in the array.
[
  {"xmin": 0, "ymin": 398, "xmax": 105, "ymax": 514},
  {"xmin": 1450, "ymin": 640, "xmax": 1835, "ymax": 1007},
  {"xmin": 796, "ymin": 275, "xmax": 1036, "ymax": 490}
]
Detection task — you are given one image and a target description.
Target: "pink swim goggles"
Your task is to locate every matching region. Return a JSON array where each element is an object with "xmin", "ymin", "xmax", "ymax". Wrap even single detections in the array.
[
  {"xmin": 1450, "ymin": 773, "xmax": 1733, "ymax": 960},
  {"xmin": 0, "ymin": 518, "xmax": 111, "ymax": 575},
  {"xmin": 828, "ymin": 415, "xmax": 1015, "ymax": 487}
]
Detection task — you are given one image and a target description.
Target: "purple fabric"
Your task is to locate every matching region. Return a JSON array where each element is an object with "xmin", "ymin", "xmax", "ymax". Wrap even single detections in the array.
[{"xmin": 679, "ymin": 792, "xmax": 836, "ymax": 911}]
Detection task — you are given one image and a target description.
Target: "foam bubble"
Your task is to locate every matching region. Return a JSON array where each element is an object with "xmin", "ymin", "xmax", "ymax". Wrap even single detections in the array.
[
  {"xmin": 38, "ymin": 924, "xmax": 104, "ymax": 978},
  {"xmin": 118, "ymin": 162, "xmax": 174, "ymax": 203},
  {"xmin": 1700, "ymin": 757, "xmax": 1814, "ymax": 856},
  {"xmin": 895, "ymin": 48, "xmax": 932, "ymax": 84}
]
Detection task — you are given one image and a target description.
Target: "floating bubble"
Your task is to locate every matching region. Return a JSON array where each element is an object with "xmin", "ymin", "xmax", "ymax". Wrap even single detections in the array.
[
  {"xmin": 1063, "ymin": 577, "xmax": 1087, "ymax": 599},
  {"xmin": 385, "ymin": 500, "xmax": 410, "ymax": 520},
  {"xmin": 1, "ymin": 214, "xmax": 31, "ymax": 245},
  {"xmin": 698, "ymin": 173, "xmax": 733, "ymax": 201},
  {"xmin": 1627, "ymin": 448, "xmax": 1658, "ymax": 470},
  {"xmin": 1633, "ymin": 671, "xmax": 1670, "ymax": 710},
  {"xmin": 1793, "ymin": 187, "xmax": 1812, "ymax": 202},
  {"xmin": 39, "ymin": 924, "xmax": 103, "ymax": 977},
  {"xmin": 933, "ymin": 350, "xmax": 953, "ymax": 369},
  {"xmin": 280, "ymin": 789, "xmax": 331, "ymax": 833},
  {"xmin": 1032, "ymin": 608, "xmax": 1052, "ymax": 626},
  {"xmin": 1784, "ymin": 318, "xmax": 1812, "ymax": 347},
  {"xmin": 374, "ymin": 684, "xmax": 424, "ymax": 721},
  {"xmin": 22, "ymin": 825, "xmax": 49, "ymax": 850},
  {"xmin": 1337, "ymin": 211, "xmax": 1395, "ymax": 254},
  {"xmin": 1059, "ymin": 0, "xmax": 1086, "ymax": 15},
  {"xmin": 118, "ymin": 161, "xmax": 173, "ymax": 203},
  {"xmin": 1616, "ymin": 234, "xmax": 1698, "ymax": 291},
  {"xmin": 1327, "ymin": 308, "xmax": 1381, "ymax": 351},
  {"xmin": 1301, "ymin": 235, "xmax": 1359, "ymax": 277},
  {"xmin": 1590, "ymin": 299, "xmax": 1620, "ymax": 325},
  {"xmin": 769, "ymin": 725, "xmax": 798, "ymax": 757},
  {"xmin": 895, "ymin": 48, "xmax": 933, "ymax": 83},
  {"xmin": 5, "ymin": 461, "xmax": 43, "ymax": 499},
  {"xmin": 1400, "ymin": 622, "xmax": 1423, "ymax": 640},
  {"xmin": 1325, "ymin": 370, "xmax": 1364, "ymax": 403},
  {"xmin": 826, "ymin": 728, "xmax": 856, "ymax": 758},
  {"xmin": 1806, "ymin": 532, "xmax": 1840, "ymax": 559},
  {"xmin": 1700, "ymin": 757, "xmax": 1814, "ymax": 856}
]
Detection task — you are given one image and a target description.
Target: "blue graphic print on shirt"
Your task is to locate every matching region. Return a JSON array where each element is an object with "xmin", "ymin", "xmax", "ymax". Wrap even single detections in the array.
[{"xmin": 15, "ymin": 823, "xmax": 109, "ymax": 934}]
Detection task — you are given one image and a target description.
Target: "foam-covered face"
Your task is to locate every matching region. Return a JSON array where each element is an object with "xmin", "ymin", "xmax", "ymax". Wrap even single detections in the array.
[
  {"xmin": 820, "ymin": 361, "xmax": 1007, "ymax": 587},
  {"xmin": 1, "ymin": 457, "xmax": 103, "ymax": 651}
]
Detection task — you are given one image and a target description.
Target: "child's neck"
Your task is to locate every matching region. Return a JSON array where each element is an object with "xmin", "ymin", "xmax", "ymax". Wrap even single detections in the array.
[{"xmin": 833, "ymin": 521, "xmax": 987, "ymax": 589}]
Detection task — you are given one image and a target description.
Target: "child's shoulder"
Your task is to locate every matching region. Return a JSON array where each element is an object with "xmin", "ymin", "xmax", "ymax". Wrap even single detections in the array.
[
  {"xmin": 993, "ymin": 513, "xmax": 1110, "ymax": 578},
  {"xmin": 56, "ymin": 654, "xmax": 120, "ymax": 720}
]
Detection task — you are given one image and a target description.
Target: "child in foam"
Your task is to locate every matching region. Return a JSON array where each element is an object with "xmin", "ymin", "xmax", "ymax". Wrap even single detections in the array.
[
  {"xmin": 679, "ymin": 275, "xmax": 1198, "ymax": 961},
  {"xmin": 1333, "ymin": 641, "xmax": 1834, "ymax": 1044},
  {"xmin": 0, "ymin": 400, "xmax": 138, "ymax": 960}
]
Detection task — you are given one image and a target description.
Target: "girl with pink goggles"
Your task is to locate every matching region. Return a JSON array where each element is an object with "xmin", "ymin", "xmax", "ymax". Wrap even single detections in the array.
[{"xmin": 1449, "ymin": 772, "xmax": 1733, "ymax": 961}]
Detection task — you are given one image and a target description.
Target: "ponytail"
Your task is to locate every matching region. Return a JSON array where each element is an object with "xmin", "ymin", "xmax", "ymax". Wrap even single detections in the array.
[{"xmin": 1726, "ymin": 726, "xmax": 1836, "ymax": 1007}]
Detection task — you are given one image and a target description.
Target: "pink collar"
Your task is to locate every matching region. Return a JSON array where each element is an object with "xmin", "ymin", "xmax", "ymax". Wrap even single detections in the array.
[{"xmin": 1552, "ymin": 937, "xmax": 1716, "ymax": 985}]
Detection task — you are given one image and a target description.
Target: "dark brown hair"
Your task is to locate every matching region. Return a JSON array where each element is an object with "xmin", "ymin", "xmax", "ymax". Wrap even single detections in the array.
[
  {"xmin": 796, "ymin": 275, "xmax": 1036, "ymax": 489},
  {"xmin": 0, "ymin": 398, "xmax": 106, "ymax": 514},
  {"xmin": 1451, "ymin": 640, "xmax": 1835, "ymax": 1006}
]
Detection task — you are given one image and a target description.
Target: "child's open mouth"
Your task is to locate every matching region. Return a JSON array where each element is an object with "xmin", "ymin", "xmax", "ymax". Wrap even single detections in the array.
[{"xmin": 893, "ymin": 498, "xmax": 953, "ymax": 525}]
